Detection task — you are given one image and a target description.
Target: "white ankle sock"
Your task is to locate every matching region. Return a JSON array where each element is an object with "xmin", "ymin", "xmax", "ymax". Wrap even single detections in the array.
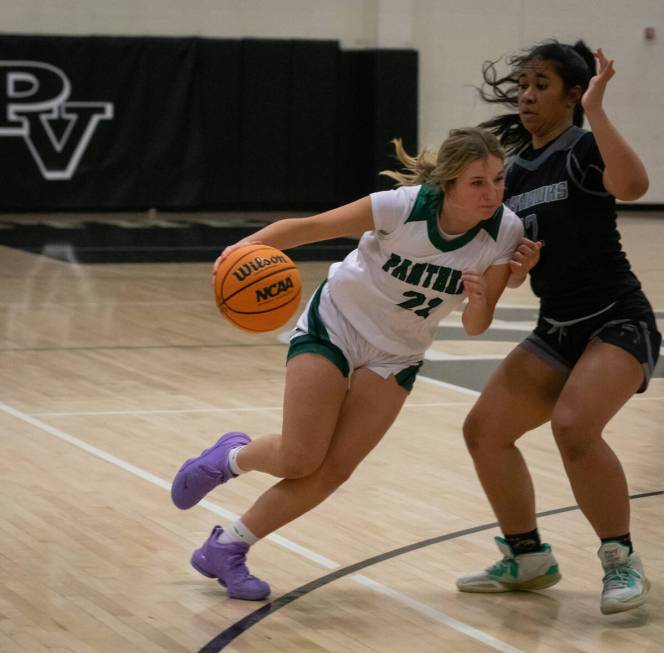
[
  {"xmin": 228, "ymin": 446, "xmax": 246, "ymax": 475},
  {"xmin": 217, "ymin": 519, "xmax": 259, "ymax": 546}
]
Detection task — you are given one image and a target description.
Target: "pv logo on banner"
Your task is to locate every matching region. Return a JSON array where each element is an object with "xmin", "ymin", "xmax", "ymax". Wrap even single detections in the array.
[{"xmin": 0, "ymin": 60, "xmax": 114, "ymax": 180}]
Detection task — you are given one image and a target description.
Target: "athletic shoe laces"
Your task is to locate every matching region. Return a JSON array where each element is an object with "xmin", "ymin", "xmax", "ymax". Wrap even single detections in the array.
[
  {"xmin": 603, "ymin": 565, "xmax": 640, "ymax": 590},
  {"xmin": 200, "ymin": 463, "xmax": 225, "ymax": 480},
  {"xmin": 489, "ymin": 557, "xmax": 518, "ymax": 578},
  {"xmin": 226, "ymin": 551, "xmax": 257, "ymax": 582}
]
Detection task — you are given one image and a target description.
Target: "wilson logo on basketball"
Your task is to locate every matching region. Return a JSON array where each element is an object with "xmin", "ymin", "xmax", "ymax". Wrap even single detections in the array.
[
  {"xmin": 256, "ymin": 277, "xmax": 294, "ymax": 303},
  {"xmin": 232, "ymin": 255, "xmax": 288, "ymax": 282},
  {"xmin": 214, "ymin": 244, "xmax": 301, "ymax": 332}
]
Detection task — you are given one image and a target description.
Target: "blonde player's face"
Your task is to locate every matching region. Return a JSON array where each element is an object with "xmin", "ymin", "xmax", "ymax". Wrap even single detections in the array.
[{"xmin": 446, "ymin": 155, "xmax": 505, "ymax": 221}]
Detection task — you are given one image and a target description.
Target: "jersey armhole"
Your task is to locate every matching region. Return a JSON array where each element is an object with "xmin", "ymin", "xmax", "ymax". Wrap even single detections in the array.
[{"xmin": 566, "ymin": 134, "xmax": 611, "ymax": 197}]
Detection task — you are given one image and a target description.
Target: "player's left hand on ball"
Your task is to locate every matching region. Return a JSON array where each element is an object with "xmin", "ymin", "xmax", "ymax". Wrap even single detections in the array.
[
  {"xmin": 213, "ymin": 240, "xmax": 261, "ymax": 275},
  {"xmin": 461, "ymin": 269, "xmax": 486, "ymax": 304}
]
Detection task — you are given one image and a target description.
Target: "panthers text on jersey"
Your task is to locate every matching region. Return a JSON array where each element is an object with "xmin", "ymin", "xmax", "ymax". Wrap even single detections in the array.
[{"xmin": 326, "ymin": 183, "xmax": 524, "ymax": 356}]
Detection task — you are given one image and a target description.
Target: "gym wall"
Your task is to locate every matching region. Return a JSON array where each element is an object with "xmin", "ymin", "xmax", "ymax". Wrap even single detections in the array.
[
  {"xmin": 2, "ymin": 0, "xmax": 662, "ymax": 204},
  {"xmin": 0, "ymin": 33, "xmax": 417, "ymax": 210}
]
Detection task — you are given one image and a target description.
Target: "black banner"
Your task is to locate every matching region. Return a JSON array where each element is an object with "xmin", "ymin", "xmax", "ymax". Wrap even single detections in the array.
[{"xmin": 0, "ymin": 34, "xmax": 417, "ymax": 211}]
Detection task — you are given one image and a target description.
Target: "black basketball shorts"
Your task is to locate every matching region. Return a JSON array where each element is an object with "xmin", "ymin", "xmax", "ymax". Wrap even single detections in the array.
[{"xmin": 522, "ymin": 290, "xmax": 661, "ymax": 393}]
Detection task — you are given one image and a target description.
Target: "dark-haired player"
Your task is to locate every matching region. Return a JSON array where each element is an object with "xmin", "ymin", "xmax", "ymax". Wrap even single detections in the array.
[{"xmin": 457, "ymin": 41, "xmax": 660, "ymax": 615}]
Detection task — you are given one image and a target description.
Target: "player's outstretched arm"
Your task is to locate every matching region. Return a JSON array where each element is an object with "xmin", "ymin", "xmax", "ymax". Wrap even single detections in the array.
[{"xmin": 214, "ymin": 197, "xmax": 375, "ymax": 274}]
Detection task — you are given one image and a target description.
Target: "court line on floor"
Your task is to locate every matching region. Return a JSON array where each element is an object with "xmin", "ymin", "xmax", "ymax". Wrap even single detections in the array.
[
  {"xmin": 199, "ymin": 489, "xmax": 664, "ymax": 653},
  {"xmin": 418, "ymin": 374, "xmax": 481, "ymax": 397},
  {"xmin": 29, "ymin": 401, "xmax": 476, "ymax": 417},
  {"xmin": 26, "ymin": 393, "xmax": 664, "ymax": 419},
  {"xmin": 0, "ymin": 398, "xmax": 521, "ymax": 653},
  {"xmin": 0, "ymin": 343, "xmax": 285, "ymax": 352},
  {"xmin": 2, "ymin": 300, "xmax": 211, "ymax": 307},
  {"xmin": 21, "ymin": 366, "xmax": 664, "ymax": 420}
]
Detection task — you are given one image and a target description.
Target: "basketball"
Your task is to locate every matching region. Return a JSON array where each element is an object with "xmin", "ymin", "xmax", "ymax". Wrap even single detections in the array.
[{"xmin": 213, "ymin": 244, "xmax": 302, "ymax": 332}]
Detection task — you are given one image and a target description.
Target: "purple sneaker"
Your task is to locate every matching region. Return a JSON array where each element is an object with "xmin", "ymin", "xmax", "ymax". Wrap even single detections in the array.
[
  {"xmin": 171, "ymin": 432, "xmax": 250, "ymax": 509},
  {"xmin": 191, "ymin": 526, "xmax": 271, "ymax": 601}
]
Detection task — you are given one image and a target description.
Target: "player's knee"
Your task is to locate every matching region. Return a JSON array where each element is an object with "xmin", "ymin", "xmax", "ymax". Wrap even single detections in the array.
[
  {"xmin": 462, "ymin": 410, "xmax": 494, "ymax": 452},
  {"xmin": 280, "ymin": 449, "xmax": 324, "ymax": 478},
  {"xmin": 551, "ymin": 410, "xmax": 592, "ymax": 461},
  {"xmin": 319, "ymin": 461, "xmax": 355, "ymax": 490}
]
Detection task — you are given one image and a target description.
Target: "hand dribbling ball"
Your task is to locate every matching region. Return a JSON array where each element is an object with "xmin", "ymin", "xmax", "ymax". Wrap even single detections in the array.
[{"xmin": 213, "ymin": 244, "xmax": 302, "ymax": 332}]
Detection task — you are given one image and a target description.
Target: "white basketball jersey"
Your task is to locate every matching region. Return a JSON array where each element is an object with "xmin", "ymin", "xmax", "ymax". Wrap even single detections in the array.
[{"xmin": 327, "ymin": 183, "xmax": 524, "ymax": 355}]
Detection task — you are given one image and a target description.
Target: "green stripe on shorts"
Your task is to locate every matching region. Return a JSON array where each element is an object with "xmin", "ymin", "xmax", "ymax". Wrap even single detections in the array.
[
  {"xmin": 287, "ymin": 334, "xmax": 350, "ymax": 377},
  {"xmin": 394, "ymin": 361, "xmax": 423, "ymax": 392},
  {"xmin": 287, "ymin": 281, "xmax": 350, "ymax": 377}
]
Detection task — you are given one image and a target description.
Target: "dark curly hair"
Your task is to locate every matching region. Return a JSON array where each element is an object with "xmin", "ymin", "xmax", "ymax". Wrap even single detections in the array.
[{"xmin": 479, "ymin": 40, "xmax": 596, "ymax": 153}]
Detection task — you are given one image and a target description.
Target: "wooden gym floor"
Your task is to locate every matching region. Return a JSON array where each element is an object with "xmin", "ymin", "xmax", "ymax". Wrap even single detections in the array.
[{"xmin": 0, "ymin": 213, "xmax": 662, "ymax": 653}]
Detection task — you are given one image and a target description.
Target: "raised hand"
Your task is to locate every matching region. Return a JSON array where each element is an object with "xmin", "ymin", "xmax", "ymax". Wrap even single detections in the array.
[{"xmin": 581, "ymin": 48, "xmax": 615, "ymax": 114}]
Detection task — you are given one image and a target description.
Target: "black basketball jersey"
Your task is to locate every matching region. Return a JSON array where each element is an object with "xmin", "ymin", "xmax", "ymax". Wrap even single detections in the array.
[{"xmin": 504, "ymin": 126, "xmax": 640, "ymax": 320}]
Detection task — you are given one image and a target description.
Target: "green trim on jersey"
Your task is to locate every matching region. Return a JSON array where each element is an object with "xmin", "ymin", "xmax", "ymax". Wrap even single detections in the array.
[
  {"xmin": 405, "ymin": 183, "xmax": 504, "ymax": 251},
  {"xmin": 479, "ymin": 208, "xmax": 503, "ymax": 241},
  {"xmin": 406, "ymin": 183, "xmax": 441, "ymax": 223}
]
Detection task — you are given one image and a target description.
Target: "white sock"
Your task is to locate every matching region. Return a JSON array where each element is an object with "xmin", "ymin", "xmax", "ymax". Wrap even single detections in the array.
[
  {"xmin": 217, "ymin": 519, "xmax": 259, "ymax": 546},
  {"xmin": 228, "ymin": 446, "xmax": 246, "ymax": 475}
]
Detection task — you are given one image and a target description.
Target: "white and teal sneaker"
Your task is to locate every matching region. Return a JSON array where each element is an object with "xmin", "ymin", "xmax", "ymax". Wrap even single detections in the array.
[
  {"xmin": 457, "ymin": 536, "xmax": 561, "ymax": 593},
  {"xmin": 598, "ymin": 542, "xmax": 650, "ymax": 614}
]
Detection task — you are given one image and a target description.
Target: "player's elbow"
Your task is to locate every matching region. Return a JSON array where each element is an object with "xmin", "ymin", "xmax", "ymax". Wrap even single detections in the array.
[
  {"xmin": 463, "ymin": 323, "xmax": 489, "ymax": 336},
  {"xmin": 613, "ymin": 176, "xmax": 649, "ymax": 201},
  {"xmin": 462, "ymin": 314, "xmax": 491, "ymax": 336},
  {"xmin": 629, "ymin": 176, "xmax": 649, "ymax": 200}
]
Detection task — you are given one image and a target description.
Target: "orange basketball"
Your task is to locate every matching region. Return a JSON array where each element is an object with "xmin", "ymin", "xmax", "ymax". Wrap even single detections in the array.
[{"xmin": 213, "ymin": 244, "xmax": 302, "ymax": 332}]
